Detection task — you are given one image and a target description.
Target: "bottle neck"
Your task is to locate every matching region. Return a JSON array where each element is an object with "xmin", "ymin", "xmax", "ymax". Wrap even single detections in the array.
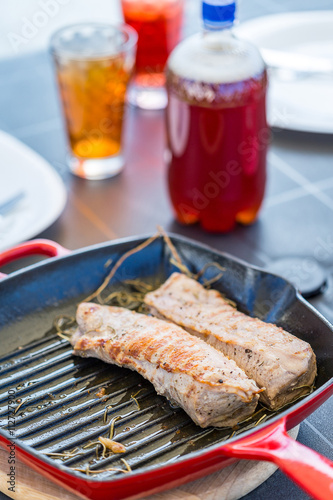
[
  {"xmin": 202, "ymin": 26, "xmax": 234, "ymax": 38},
  {"xmin": 202, "ymin": 1, "xmax": 236, "ymax": 32}
]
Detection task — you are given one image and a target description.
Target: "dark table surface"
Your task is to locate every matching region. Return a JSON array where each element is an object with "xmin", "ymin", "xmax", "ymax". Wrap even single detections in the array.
[{"xmin": 0, "ymin": 1, "xmax": 332, "ymax": 499}]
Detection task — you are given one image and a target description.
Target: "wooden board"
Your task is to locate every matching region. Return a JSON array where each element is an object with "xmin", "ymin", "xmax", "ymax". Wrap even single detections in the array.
[{"xmin": 0, "ymin": 427, "xmax": 299, "ymax": 500}]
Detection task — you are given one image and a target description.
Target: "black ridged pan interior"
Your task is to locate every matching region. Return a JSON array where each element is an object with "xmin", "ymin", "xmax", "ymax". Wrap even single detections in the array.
[{"xmin": 0, "ymin": 235, "xmax": 332, "ymax": 480}]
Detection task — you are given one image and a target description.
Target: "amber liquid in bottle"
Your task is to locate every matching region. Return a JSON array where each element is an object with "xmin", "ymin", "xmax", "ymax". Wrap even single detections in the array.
[{"xmin": 166, "ymin": 11, "xmax": 268, "ymax": 232}]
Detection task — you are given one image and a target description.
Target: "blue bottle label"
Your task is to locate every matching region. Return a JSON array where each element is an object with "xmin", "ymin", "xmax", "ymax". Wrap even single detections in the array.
[{"xmin": 202, "ymin": 0, "xmax": 236, "ymax": 29}]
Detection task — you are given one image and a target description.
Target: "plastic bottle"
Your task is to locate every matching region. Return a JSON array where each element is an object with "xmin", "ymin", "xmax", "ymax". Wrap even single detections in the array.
[{"xmin": 166, "ymin": 0, "xmax": 268, "ymax": 232}]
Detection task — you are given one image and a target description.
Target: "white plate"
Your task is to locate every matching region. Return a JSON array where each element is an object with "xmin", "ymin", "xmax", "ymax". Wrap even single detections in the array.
[
  {"xmin": 0, "ymin": 130, "xmax": 67, "ymax": 252},
  {"xmin": 236, "ymin": 11, "xmax": 333, "ymax": 133}
]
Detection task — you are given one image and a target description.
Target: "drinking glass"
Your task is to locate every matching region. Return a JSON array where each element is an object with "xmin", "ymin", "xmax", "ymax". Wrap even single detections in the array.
[
  {"xmin": 50, "ymin": 23, "xmax": 137, "ymax": 180},
  {"xmin": 121, "ymin": 0, "xmax": 184, "ymax": 110}
]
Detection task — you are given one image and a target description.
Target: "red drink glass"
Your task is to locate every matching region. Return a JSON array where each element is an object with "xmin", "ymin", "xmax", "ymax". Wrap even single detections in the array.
[{"xmin": 121, "ymin": 0, "xmax": 184, "ymax": 109}]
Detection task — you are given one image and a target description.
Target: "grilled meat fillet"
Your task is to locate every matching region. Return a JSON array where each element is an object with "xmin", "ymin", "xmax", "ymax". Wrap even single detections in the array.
[
  {"xmin": 145, "ymin": 273, "xmax": 317, "ymax": 410},
  {"xmin": 71, "ymin": 302, "xmax": 261, "ymax": 428}
]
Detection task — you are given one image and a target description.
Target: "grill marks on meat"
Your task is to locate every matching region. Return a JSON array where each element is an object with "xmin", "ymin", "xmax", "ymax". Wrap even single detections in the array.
[
  {"xmin": 144, "ymin": 273, "xmax": 317, "ymax": 410},
  {"xmin": 71, "ymin": 303, "xmax": 261, "ymax": 428}
]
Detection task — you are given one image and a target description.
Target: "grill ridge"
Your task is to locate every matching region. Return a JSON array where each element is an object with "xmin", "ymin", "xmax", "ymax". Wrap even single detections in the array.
[
  {"xmin": 0, "ymin": 363, "xmax": 112, "ymax": 410},
  {"xmin": 0, "ymin": 338, "xmax": 69, "ymax": 376},
  {"xmin": 0, "ymin": 334, "xmax": 63, "ymax": 365},
  {"xmin": 0, "ymin": 350, "xmax": 74, "ymax": 389},
  {"xmin": 18, "ymin": 395, "xmax": 159, "ymax": 447},
  {"xmin": 88, "ymin": 418, "xmax": 195, "ymax": 471},
  {"xmin": 61, "ymin": 410, "xmax": 184, "ymax": 466},
  {"xmin": 1, "ymin": 371, "xmax": 128, "ymax": 427}
]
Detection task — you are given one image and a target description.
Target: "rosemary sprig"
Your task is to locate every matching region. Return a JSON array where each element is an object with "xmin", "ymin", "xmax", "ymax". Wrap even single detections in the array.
[
  {"xmin": 44, "ymin": 451, "xmax": 83, "ymax": 459},
  {"xmin": 83, "ymin": 233, "xmax": 160, "ymax": 303},
  {"xmin": 121, "ymin": 458, "xmax": 132, "ymax": 472},
  {"xmin": 194, "ymin": 262, "xmax": 226, "ymax": 280},
  {"xmin": 70, "ymin": 466, "xmax": 128, "ymax": 475},
  {"xmin": 14, "ymin": 397, "xmax": 30, "ymax": 414},
  {"xmin": 157, "ymin": 226, "xmax": 191, "ymax": 277},
  {"xmin": 82, "ymin": 441, "xmax": 99, "ymax": 449},
  {"xmin": 203, "ymin": 272, "xmax": 224, "ymax": 288},
  {"xmin": 124, "ymin": 279, "xmax": 154, "ymax": 293},
  {"xmin": 254, "ymin": 414, "xmax": 268, "ymax": 426},
  {"xmin": 109, "ymin": 415, "xmax": 121, "ymax": 439},
  {"xmin": 130, "ymin": 395, "xmax": 140, "ymax": 411},
  {"xmin": 103, "ymin": 405, "xmax": 112, "ymax": 424}
]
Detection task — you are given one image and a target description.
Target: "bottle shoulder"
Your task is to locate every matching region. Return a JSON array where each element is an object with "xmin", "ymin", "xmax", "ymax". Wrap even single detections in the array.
[{"xmin": 167, "ymin": 31, "xmax": 265, "ymax": 84}]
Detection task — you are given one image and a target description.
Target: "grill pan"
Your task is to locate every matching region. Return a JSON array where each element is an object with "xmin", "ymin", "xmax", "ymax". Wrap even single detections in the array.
[{"xmin": 0, "ymin": 234, "xmax": 332, "ymax": 500}]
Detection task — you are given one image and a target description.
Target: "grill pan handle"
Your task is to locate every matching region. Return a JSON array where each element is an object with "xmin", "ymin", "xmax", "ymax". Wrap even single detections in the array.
[
  {"xmin": 223, "ymin": 417, "xmax": 333, "ymax": 500},
  {"xmin": 0, "ymin": 239, "xmax": 70, "ymax": 279}
]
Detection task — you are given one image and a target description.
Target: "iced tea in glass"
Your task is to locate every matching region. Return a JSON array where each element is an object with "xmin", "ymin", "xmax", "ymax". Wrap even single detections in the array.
[
  {"xmin": 51, "ymin": 24, "xmax": 137, "ymax": 179},
  {"xmin": 121, "ymin": 0, "xmax": 184, "ymax": 109}
]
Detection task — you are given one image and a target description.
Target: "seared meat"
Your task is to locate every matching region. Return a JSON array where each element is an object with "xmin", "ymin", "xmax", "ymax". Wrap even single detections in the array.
[
  {"xmin": 71, "ymin": 302, "xmax": 261, "ymax": 428},
  {"xmin": 145, "ymin": 273, "xmax": 317, "ymax": 410}
]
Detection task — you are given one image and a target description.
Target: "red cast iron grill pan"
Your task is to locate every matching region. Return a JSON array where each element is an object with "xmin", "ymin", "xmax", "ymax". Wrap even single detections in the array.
[{"xmin": 0, "ymin": 235, "xmax": 332, "ymax": 500}]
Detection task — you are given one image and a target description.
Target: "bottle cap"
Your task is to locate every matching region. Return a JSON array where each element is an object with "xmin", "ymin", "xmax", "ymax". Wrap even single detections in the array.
[{"xmin": 202, "ymin": 1, "xmax": 236, "ymax": 30}]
